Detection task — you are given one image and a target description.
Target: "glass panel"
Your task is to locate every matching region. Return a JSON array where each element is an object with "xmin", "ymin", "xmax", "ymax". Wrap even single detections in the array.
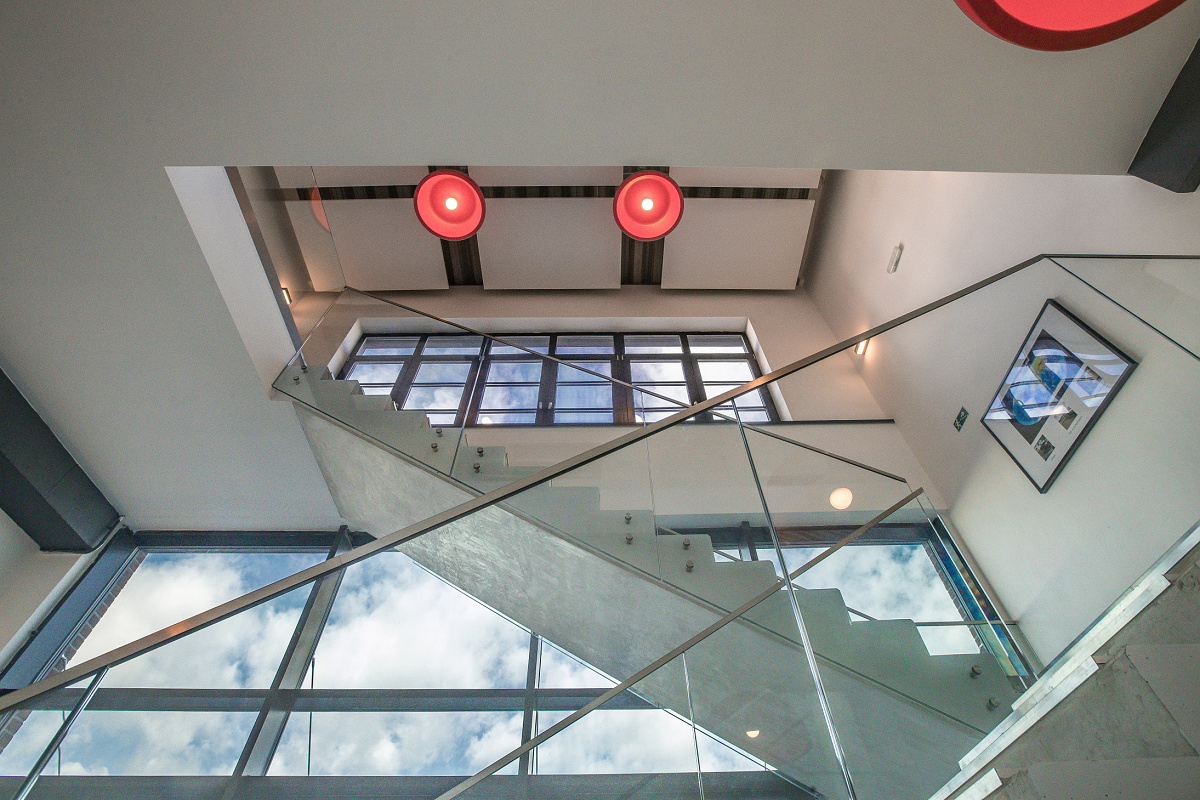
[
  {"xmin": 414, "ymin": 362, "xmax": 473, "ymax": 383},
  {"xmin": 345, "ymin": 362, "xmax": 404, "ymax": 384},
  {"xmin": 358, "ymin": 336, "xmax": 419, "ymax": 356},
  {"xmin": 67, "ymin": 552, "xmax": 325, "ymax": 668},
  {"xmin": 480, "ymin": 385, "xmax": 540, "ymax": 410},
  {"xmin": 625, "ymin": 335, "xmax": 683, "ymax": 354},
  {"xmin": 558, "ymin": 361, "xmax": 613, "ymax": 381},
  {"xmin": 634, "ymin": 384, "xmax": 690, "ymax": 409},
  {"xmin": 476, "ymin": 412, "xmax": 537, "ymax": 425},
  {"xmin": 556, "ymin": 335, "xmax": 615, "ymax": 354},
  {"xmin": 487, "ymin": 361, "xmax": 543, "ymax": 383},
  {"xmin": 688, "ymin": 334, "xmax": 747, "ymax": 353},
  {"xmin": 52, "ymin": 710, "xmax": 257, "ymax": 775},
  {"xmin": 426, "ymin": 412, "xmax": 459, "ymax": 425},
  {"xmin": 405, "ymin": 385, "xmax": 467, "ymax": 411},
  {"xmin": 707, "ymin": 385, "xmax": 766, "ymax": 408},
  {"xmin": 631, "ymin": 361, "xmax": 686, "ymax": 383},
  {"xmin": 423, "ymin": 335, "xmax": 484, "ymax": 355},
  {"xmin": 0, "ymin": 682, "xmax": 91, "ymax": 777},
  {"xmin": 359, "ymin": 385, "xmax": 394, "ymax": 396},
  {"xmin": 311, "ymin": 551, "xmax": 531, "ymax": 690},
  {"xmin": 555, "ymin": 411, "xmax": 614, "ymax": 423},
  {"xmin": 555, "ymin": 385, "xmax": 612, "ymax": 409},
  {"xmin": 698, "ymin": 361, "xmax": 754, "ymax": 382},
  {"xmin": 270, "ymin": 710, "xmax": 521, "ymax": 776},
  {"xmin": 488, "ymin": 335, "xmax": 551, "ymax": 355},
  {"xmin": 99, "ymin": 583, "xmax": 313, "ymax": 690}
]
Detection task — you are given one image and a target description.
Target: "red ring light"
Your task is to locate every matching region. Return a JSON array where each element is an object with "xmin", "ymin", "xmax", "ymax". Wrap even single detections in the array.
[
  {"xmin": 414, "ymin": 170, "xmax": 486, "ymax": 241},
  {"xmin": 614, "ymin": 171, "xmax": 684, "ymax": 241},
  {"xmin": 955, "ymin": 0, "xmax": 1188, "ymax": 51}
]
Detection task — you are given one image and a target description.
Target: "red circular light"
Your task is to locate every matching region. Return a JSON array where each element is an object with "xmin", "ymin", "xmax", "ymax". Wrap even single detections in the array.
[
  {"xmin": 955, "ymin": 0, "xmax": 1187, "ymax": 51},
  {"xmin": 414, "ymin": 170, "xmax": 485, "ymax": 241},
  {"xmin": 614, "ymin": 171, "xmax": 684, "ymax": 241}
]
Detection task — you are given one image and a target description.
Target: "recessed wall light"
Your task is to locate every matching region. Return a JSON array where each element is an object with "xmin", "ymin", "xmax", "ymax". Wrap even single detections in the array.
[
  {"xmin": 829, "ymin": 488, "xmax": 853, "ymax": 510},
  {"xmin": 854, "ymin": 339, "xmax": 868, "ymax": 356},
  {"xmin": 745, "ymin": 730, "xmax": 760, "ymax": 739},
  {"xmin": 281, "ymin": 287, "xmax": 292, "ymax": 305},
  {"xmin": 887, "ymin": 243, "xmax": 903, "ymax": 274}
]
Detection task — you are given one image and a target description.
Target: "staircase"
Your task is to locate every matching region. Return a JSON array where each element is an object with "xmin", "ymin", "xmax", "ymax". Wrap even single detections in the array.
[{"xmin": 281, "ymin": 364, "xmax": 1022, "ymax": 800}]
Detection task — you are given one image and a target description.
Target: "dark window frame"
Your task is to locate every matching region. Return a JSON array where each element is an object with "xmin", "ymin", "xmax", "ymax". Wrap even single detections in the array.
[{"xmin": 339, "ymin": 332, "xmax": 780, "ymax": 426}]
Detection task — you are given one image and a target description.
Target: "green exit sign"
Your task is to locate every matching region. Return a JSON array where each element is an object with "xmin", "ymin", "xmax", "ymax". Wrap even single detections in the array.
[{"xmin": 954, "ymin": 407, "xmax": 969, "ymax": 431}]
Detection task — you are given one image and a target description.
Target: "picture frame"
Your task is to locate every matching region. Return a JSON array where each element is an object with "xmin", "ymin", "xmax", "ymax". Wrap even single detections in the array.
[{"xmin": 982, "ymin": 300, "xmax": 1137, "ymax": 493}]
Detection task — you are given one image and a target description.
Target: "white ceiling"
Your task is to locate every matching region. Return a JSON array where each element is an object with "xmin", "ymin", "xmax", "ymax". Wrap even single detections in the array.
[
  {"xmin": 663, "ymin": 198, "xmax": 816, "ymax": 290},
  {"xmin": 319, "ymin": 198, "xmax": 448, "ymax": 291},
  {"xmin": 470, "ymin": 166, "xmax": 624, "ymax": 186},
  {"xmin": 671, "ymin": 167, "xmax": 821, "ymax": 188},
  {"xmin": 478, "ymin": 197, "xmax": 622, "ymax": 289},
  {"xmin": 1, "ymin": 1, "xmax": 1198, "ymax": 529}
]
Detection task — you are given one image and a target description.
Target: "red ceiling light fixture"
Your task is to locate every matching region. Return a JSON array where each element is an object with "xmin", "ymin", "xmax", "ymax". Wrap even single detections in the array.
[
  {"xmin": 955, "ymin": 0, "xmax": 1189, "ymax": 51},
  {"xmin": 414, "ymin": 169, "xmax": 486, "ymax": 241},
  {"xmin": 614, "ymin": 170, "xmax": 684, "ymax": 241}
]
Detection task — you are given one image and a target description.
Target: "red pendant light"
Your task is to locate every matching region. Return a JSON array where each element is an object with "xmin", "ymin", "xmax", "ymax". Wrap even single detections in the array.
[
  {"xmin": 414, "ymin": 170, "xmax": 486, "ymax": 240},
  {"xmin": 614, "ymin": 171, "xmax": 684, "ymax": 241},
  {"xmin": 955, "ymin": 0, "xmax": 1188, "ymax": 51}
]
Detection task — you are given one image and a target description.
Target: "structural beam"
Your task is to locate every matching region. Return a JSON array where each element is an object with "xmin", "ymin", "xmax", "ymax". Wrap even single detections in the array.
[{"xmin": 0, "ymin": 367, "xmax": 119, "ymax": 551}]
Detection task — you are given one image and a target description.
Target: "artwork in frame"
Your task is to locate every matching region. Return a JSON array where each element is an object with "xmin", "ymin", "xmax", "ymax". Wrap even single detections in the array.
[{"xmin": 982, "ymin": 300, "xmax": 1136, "ymax": 493}]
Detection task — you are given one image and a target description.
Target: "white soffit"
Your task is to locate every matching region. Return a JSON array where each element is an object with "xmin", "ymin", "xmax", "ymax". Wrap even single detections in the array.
[
  {"xmin": 321, "ymin": 199, "xmax": 448, "ymax": 291},
  {"xmin": 313, "ymin": 166, "xmax": 429, "ymax": 186},
  {"xmin": 662, "ymin": 198, "xmax": 815, "ymax": 290},
  {"xmin": 671, "ymin": 167, "xmax": 821, "ymax": 188},
  {"xmin": 470, "ymin": 166, "xmax": 623, "ymax": 186},
  {"xmin": 478, "ymin": 198, "xmax": 621, "ymax": 290}
]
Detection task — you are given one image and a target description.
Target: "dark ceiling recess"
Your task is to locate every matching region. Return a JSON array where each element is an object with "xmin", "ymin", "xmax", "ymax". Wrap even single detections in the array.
[
  {"xmin": 1129, "ymin": 38, "xmax": 1200, "ymax": 193},
  {"xmin": 0, "ymin": 367, "xmax": 119, "ymax": 552},
  {"xmin": 620, "ymin": 166, "xmax": 670, "ymax": 285},
  {"xmin": 428, "ymin": 167, "xmax": 485, "ymax": 286}
]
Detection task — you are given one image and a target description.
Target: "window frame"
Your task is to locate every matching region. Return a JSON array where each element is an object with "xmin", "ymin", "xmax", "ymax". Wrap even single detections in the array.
[{"xmin": 338, "ymin": 331, "xmax": 780, "ymax": 426}]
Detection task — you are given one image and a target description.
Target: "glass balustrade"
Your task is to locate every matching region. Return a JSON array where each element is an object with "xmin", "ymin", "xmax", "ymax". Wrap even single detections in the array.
[{"xmin": 13, "ymin": 252, "xmax": 1198, "ymax": 800}]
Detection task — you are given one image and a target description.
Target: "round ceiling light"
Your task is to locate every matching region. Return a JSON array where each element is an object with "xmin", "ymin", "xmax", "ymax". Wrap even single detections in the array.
[
  {"xmin": 954, "ymin": 0, "xmax": 1187, "ymax": 50},
  {"xmin": 614, "ymin": 170, "xmax": 683, "ymax": 241},
  {"xmin": 414, "ymin": 170, "xmax": 485, "ymax": 241},
  {"xmin": 829, "ymin": 488, "xmax": 853, "ymax": 510}
]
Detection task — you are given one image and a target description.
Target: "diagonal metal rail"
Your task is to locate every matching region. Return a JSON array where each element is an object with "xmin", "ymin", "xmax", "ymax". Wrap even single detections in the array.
[{"xmin": 0, "ymin": 253, "xmax": 1047, "ymax": 715}]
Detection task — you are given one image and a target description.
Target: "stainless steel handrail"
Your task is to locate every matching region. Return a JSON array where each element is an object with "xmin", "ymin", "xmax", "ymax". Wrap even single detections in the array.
[{"xmin": 0, "ymin": 253, "xmax": 1050, "ymax": 715}]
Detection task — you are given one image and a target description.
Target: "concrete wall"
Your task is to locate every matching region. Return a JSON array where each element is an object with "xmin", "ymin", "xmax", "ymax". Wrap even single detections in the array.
[{"xmin": 805, "ymin": 170, "xmax": 1200, "ymax": 664}]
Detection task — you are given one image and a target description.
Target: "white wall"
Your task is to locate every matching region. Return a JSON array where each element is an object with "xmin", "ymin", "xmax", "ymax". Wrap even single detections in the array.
[
  {"xmin": 0, "ymin": 510, "xmax": 81, "ymax": 670},
  {"xmin": 294, "ymin": 285, "xmax": 886, "ymax": 422},
  {"xmin": 805, "ymin": 170, "xmax": 1200, "ymax": 663}
]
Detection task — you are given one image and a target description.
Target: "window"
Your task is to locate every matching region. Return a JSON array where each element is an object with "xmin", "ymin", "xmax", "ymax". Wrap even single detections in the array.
[{"xmin": 339, "ymin": 332, "xmax": 778, "ymax": 425}]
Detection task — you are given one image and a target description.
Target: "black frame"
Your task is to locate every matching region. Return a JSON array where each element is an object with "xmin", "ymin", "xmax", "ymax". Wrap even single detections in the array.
[
  {"xmin": 982, "ymin": 300, "xmax": 1137, "ymax": 494},
  {"xmin": 339, "ymin": 332, "xmax": 779, "ymax": 426}
]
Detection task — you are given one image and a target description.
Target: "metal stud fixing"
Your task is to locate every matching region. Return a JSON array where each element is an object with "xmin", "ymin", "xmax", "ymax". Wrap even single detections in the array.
[
  {"xmin": 626, "ymin": 533, "xmax": 634, "ymax": 544},
  {"xmin": 969, "ymin": 665, "xmax": 982, "ymax": 678},
  {"xmin": 682, "ymin": 538, "xmax": 691, "ymax": 550},
  {"xmin": 430, "ymin": 442, "xmax": 438, "ymax": 451},
  {"xmin": 624, "ymin": 513, "xmax": 632, "ymax": 524},
  {"xmin": 473, "ymin": 463, "xmax": 481, "ymax": 473},
  {"xmin": 986, "ymin": 698, "xmax": 1000, "ymax": 711},
  {"xmin": 435, "ymin": 427, "xmax": 443, "ymax": 437},
  {"xmin": 685, "ymin": 560, "xmax": 695, "ymax": 572}
]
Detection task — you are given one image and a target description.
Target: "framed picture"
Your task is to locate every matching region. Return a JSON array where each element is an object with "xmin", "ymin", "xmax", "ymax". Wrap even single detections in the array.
[{"xmin": 982, "ymin": 300, "xmax": 1136, "ymax": 493}]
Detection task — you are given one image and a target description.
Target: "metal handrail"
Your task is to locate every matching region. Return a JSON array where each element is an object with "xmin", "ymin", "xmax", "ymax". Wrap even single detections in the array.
[{"xmin": 0, "ymin": 252, "xmax": 1054, "ymax": 715}]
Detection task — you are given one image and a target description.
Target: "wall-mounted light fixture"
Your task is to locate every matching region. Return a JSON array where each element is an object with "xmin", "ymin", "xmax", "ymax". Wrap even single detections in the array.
[
  {"xmin": 854, "ymin": 339, "xmax": 868, "ymax": 356},
  {"xmin": 280, "ymin": 287, "xmax": 292, "ymax": 305},
  {"xmin": 886, "ymin": 243, "xmax": 903, "ymax": 274},
  {"xmin": 829, "ymin": 488, "xmax": 853, "ymax": 510},
  {"xmin": 414, "ymin": 170, "xmax": 486, "ymax": 241},
  {"xmin": 614, "ymin": 170, "xmax": 684, "ymax": 241}
]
